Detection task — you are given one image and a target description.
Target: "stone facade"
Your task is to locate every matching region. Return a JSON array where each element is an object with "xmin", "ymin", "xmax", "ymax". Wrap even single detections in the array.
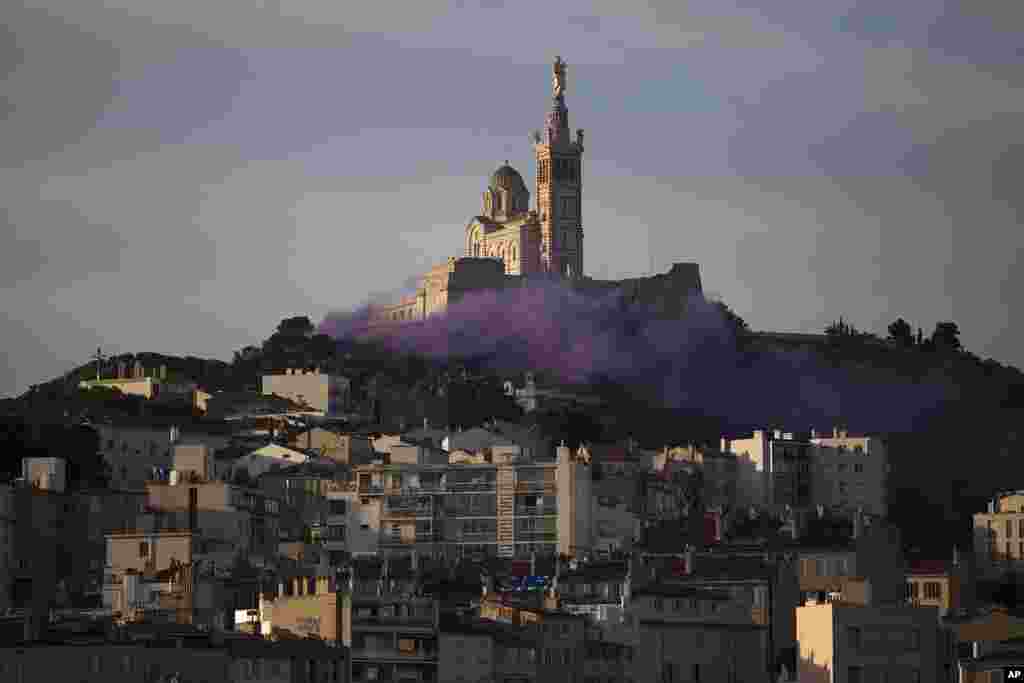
[{"xmin": 366, "ymin": 58, "xmax": 703, "ymax": 332}]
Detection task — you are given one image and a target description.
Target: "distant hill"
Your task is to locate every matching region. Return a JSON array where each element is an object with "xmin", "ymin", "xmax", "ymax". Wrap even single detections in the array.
[{"xmin": 13, "ymin": 311, "xmax": 1024, "ymax": 558}]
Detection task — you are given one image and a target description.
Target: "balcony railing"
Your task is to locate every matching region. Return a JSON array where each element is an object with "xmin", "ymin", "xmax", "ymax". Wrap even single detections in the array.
[
  {"xmin": 352, "ymin": 613, "xmax": 435, "ymax": 627},
  {"xmin": 515, "ymin": 480, "xmax": 555, "ymax": 492},
  {"xmin": 350, "ymin": 647, "xmax": 438, "ymax": 661},
  {"xmin": 450, "ymin": 531, "xmax": 497, "ymax": 542},
  {"xmin": 514, "ymin": 531, "xmax": 557, "ymax": 542},
  {"xmin": 447, "ymin": 479, "xmax": 497, "ymax": 491},
  {"xmin": 514, "ymin": 507, "xmax": 556, "ymax": 517},
  {"xmin": 384, "ymin": 502, "xmax": 433, "ymax": 516}
]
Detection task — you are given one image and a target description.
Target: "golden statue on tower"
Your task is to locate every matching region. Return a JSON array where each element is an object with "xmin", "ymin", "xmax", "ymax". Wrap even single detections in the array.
[{"xmin": 552, "ymin": 56, "xmax": 567, "ymax": 98}]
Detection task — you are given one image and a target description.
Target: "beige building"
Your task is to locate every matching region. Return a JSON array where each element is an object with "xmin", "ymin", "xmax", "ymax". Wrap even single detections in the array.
[
  {"xmin": 21, "ymin": 456, "xmax": 66, "ymax": 493},
  {"xmin": 95, "ymin": 422, "xmax": 231, "ymax": 489},
  {"xmin": 288, "ymin": 428, "xmax": 373, "ymax": 464},
  {"xmin": 809, "ymin": 428, "xmax": 889, "ymax": 518},
  {"xmin": 80, "ymin": 376, "xmax": 160, "ymax": 399},
  {"xmin": 724, "ymin": 430, "xmax": 815, "ymax": 511},
  {"xmin": 724, "ymin": 428, "xmax": 888, "ymax": 518},
  {"xmin": 797, "ymin": 600, "xmax": 944, "ymax": 683},
  {"xmin": 973, "ymin": 490, "xmax": 1024, "ymax": 578},
  {"xmin": 261, "ymin": 369, "xmax": 351, "ymax": 416},
  {"xmin": 342, "ymin": 443, "xmax": 592, "ymax": 561}
]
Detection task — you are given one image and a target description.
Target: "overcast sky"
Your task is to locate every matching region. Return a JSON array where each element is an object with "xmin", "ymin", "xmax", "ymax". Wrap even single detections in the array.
[{"xmin": 2, "ymin": 0, "xmax": 1022, "ymax": 398}]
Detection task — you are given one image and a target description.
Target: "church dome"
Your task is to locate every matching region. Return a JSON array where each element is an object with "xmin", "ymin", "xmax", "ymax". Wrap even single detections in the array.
[{"xmin": 489, "ymin": 162, "xmax": 526, "ymax": 191}]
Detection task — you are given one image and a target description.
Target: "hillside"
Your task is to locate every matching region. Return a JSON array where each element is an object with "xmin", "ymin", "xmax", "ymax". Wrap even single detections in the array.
[{"xmin": 11, "ymin": 310, "xmax": 1024, "ymax": 557}]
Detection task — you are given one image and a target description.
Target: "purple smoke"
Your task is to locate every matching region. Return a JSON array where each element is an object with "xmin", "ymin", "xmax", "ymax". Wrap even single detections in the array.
[{"xmin": 319, "ymin": 280, "xmax": 956, "ymax": 434}]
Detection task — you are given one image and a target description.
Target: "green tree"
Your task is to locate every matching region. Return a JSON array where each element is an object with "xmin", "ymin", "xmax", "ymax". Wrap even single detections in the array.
[
  {"xmin": 277, "ymin": 316, "xmax": 315, "ymax": 338},
  {"xmin": 887, "ymin": 318, "xmax": 914, "ymax": 347},
  {"xmin": 931, "ymin": 321, "xmax": 962, "ymax": 351}
]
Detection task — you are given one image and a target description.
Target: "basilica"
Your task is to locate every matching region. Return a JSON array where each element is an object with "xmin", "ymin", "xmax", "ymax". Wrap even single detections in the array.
[{"xmin": 368, "ymin": 57, "xmax": 702, "ymax": 328}]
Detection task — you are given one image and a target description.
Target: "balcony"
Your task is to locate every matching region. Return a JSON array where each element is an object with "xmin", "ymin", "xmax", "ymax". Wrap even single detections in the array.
[
  {"xmin": 383, "ymin": 499, "xmax": 433, "ymax": 516},
  {"xmin": 515, "ymin": 479, "xmax": 555, "ymax": 492},
  {"xmin": 324, "ymin": 513, "xmax": 348, "ymax": 527},
  {"xmin": 514, "ymin": 506, "xmax": 555, "ymax": 517},
  {"xmin": 350, "ymin": 647, "xmax": 438, "ymax": 662},
  {"xmin": 447, "ymin": 480, "xmax": 496, "ymax": 492},
  {"xmin": 450, "ymin": 531, "xmax": 497, "ymax": 542},
  {"xmin": 352, "ymin": 613, "xmax": 436, "ymax": 628},
  {"xmin": 379, "ymin": 534, "xmax": 440, "ymax": 547}
]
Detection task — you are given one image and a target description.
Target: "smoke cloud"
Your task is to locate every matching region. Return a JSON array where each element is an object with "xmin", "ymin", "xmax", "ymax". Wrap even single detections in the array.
[{"xmin": 319, "ymin": 279, "xmax": 956, "ymax": 434}]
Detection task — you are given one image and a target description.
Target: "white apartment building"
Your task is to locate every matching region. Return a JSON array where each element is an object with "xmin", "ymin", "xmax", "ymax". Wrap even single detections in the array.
[
  {"xmin": 723, "ymin": 428, "xmax": 888, "ymax": 518},
  {"xmin": 810, "ymin": 428, "xmax": 889, "ymax": 518}
]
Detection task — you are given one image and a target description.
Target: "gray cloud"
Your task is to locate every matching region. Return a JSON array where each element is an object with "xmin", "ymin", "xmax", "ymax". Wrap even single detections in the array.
[{"xmin": 2, "ymin": 0, "xmax": 1023, "ymax": 399}]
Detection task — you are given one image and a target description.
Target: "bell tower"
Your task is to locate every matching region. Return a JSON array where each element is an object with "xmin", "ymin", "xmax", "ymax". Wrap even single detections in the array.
[{"xmin": 535, "ymin": 56, "xmax": 584, "ymax": 278}]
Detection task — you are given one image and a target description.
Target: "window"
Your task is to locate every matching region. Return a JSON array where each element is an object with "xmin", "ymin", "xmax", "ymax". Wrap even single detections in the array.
[
  {"xmin": 847, "ymin": 627, "xmax": 861, "ymax": 650},
  {"xmin": 89, "ymin": 654, "xmax": 103, "ymax": 674},
  {"xmin": 924, "ymin": 582, "xmax": 941, "ymax": 599},
  {"xmin": 847, "ymin": 666, "xmax": 863, "ymax": 683},
  {"xmin": 1009, "ymin": 520, "xmax": 1015, "ymax": 537},
  {"xmin": 139, "ymin": 542, "xmax": 149, "ymax": 558},
  {"xmin": 854, "ymin": 463, "xmax": 863, "ymax": 473},
  {"xmin": 653, "ymin": 598, "xmax": 664, "ymax": 612},
  {"xmin": 907, "ymin": 582, "xmax": 919, "ymax": 599}
]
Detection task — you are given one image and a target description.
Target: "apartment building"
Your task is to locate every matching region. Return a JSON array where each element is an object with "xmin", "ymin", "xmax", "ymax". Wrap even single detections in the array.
[
  {"xmin": 288, "ymin": 428, "xmax": 374, "ymax": 464},
  {"xmin": 797, "ymin": 600, "xmax": 946, "ymax": 683},
  {"xmin": 0, "ymin": 625, "xmax": 349, "ymax": 683},
  {"xmin": 724, "ymin": 430, "xmax": 814, "ymax": 511},
  {"xmin": 261, "ymin": 572, "xmax": 342, "ymax": 642},
  {"xmin": 95, "ymin": 420, "xmax": 232, "ymax": 489},
  {"xmin": 476, "ymin": 597, "xmax": 590, "ymax": 682},
  {"xmin": 342, "ymin": 444, "xmax": 592, "ymax": 561},
  {"xmin": 342, "ymin": 556, "xmax": 441, "ymax": 683},
  {"xmin": 630, "ymin": 548, "xmax": 801, "ymax": 679},
  {"xmin": 554, "ymin": 561, "xmax": 630, "ymax": 627},
  {"xmin": 809, "ymin": 428, "xmax": 889, "ymax": 518},
  {"xmin": 973, "ymin": 491, "xmax": 1024, "ymax": 578},
  {"xmin": 142, "ymin": 445, "xmax": 283, "ymax": 568},
  {"xmin": 635, "ymin": 617, "xmax": 770, "ymax": 683},
  {"xmin": 656, "ymin": 444, "xmax": 739, "ymax": 511},
  {"xmin": 724, "ymin": 428, "xmax": 888, "ymax": 518},
  {"xmin": 791, "ymin": 517, "xmax": 907, "ymax": 608},
  {"xmin": 906, "ymin": 558, "xmax": 969, "ymax": 618},
  {"xmin": 262, "ymin": 369, "xmax": 352, "ymax": 416}
]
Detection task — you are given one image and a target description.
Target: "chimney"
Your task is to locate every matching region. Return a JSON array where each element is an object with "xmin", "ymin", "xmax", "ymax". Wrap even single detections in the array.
[
  {"xmin": 810, "ymin": 428, "xmax": 818, "ymax": 440},
  {"xmin": 989, "ymin": 500, "xmax": 996, "ymax": 514},
  {"xmin": 833, "ymin": 426, "xmax": 839, "ymax": 439},
  {"xmin": 684, "ymin": 546, "xmax": 696, "ymax": 575},
  {"xmin": 773, "ymin": 429, "xmax": 782, "ymax": 440}
]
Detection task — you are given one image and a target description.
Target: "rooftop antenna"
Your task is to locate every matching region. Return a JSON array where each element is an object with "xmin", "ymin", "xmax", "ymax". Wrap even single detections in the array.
[{"xmin": 91, "ymin": 347, "xmax": 105, "ymax": 381}]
